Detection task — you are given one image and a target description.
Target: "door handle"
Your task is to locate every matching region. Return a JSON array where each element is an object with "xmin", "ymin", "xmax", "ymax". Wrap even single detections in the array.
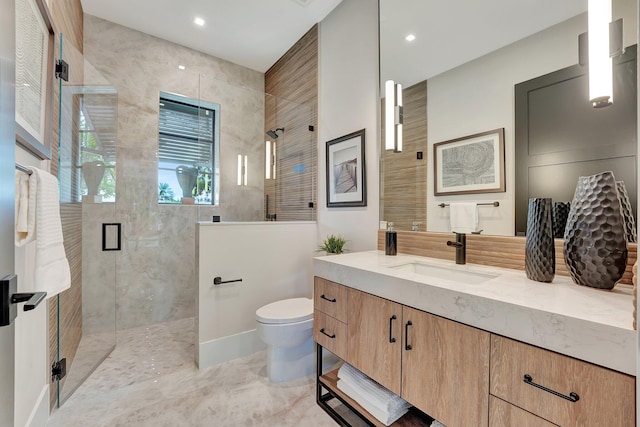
[
  {"xmin": 389, "ymin": 314, "xmax": 397, "ymax": 343},
  {"xmin": 1, "ymin": 274, "xmax": 47, "ymax": 327},
  {"xmin": 405, "ymin": 320, "xmax": 413, "ymax": 350}
]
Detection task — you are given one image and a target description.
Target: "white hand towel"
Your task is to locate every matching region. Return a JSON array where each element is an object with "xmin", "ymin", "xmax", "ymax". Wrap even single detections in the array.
[
  {"xmin": 15, "ymin": 171, "xmax": 35, "ymax": 246},
  {"xmin": 431, "ymin": 420, "xmax": 447, "ymax": 427},
  {"xmin": 449, "ymin": 202, "xmax": 479, "ymax": 234},
  {"xmin": 30, "ymin": 167, "xmax": 71, "ymax": 298}
]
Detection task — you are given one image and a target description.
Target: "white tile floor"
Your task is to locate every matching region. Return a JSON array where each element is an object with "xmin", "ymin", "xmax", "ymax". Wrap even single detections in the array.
[{"xmin": 47, "ymin": 318, "xmax": 356, "ymax": 427}]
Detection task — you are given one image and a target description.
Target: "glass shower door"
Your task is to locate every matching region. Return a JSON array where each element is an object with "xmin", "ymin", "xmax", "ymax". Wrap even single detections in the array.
[{"xmin": 54, "ymin": 35, "xmax": 118, "ymax": 407}]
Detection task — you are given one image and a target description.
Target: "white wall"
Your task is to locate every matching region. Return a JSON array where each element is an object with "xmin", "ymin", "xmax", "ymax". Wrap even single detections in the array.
[
  {"xmin": 318, "ymin": 0, "xmax": 380, "ymax": 252},
  {"xmin": 14, "ymin": 147, "xmax": 49, "ymax": 427},
  {"xmin": 196, "ymin": 222, "xmax": 317, "ymax": 368},
  {"xmin": 427, "ymin": 0, "xmax": 636, "ymax": 235}
]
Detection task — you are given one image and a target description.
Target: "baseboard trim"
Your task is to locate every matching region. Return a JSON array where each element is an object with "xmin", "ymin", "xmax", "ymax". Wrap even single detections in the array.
[{"xmin": 197, "ymin": 329, "xmax": 266, "ymax": 370}]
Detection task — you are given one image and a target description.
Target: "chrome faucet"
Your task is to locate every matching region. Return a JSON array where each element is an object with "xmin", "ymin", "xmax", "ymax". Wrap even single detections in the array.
[
  {"xmin": 411, "ymin": 221, "xmax": 422, "ymax": 231},
  {"xmin": 446, "ymin": 233, "xmax": 466, "ymax": 265}
]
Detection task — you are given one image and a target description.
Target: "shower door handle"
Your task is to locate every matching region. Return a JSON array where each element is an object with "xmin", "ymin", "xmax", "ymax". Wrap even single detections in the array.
[{"xmin": 102, "ymin": 223, "xmax": 121, "ymax": 251}]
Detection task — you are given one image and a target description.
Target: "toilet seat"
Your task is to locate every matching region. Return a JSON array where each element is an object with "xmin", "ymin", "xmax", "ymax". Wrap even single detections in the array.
[{"xmin": 256, "ymin": 298, "xmax": 313, "ymax": 324}]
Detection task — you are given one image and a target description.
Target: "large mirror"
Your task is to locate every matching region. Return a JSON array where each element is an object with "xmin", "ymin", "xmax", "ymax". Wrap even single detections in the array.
[{"xmin": 379, "ymin": 0, "xmax": 638, "ymax": 236}]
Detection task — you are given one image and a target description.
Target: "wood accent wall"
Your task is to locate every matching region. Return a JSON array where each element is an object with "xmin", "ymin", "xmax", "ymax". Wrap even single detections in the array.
[
  {"xmin": 264, "ymin": 25, "xmax": 318, "ymax": 221},
  {"xmin": 377, "ymin": 230, "xmax": 637, "ymax": 286},
  {"xmin": 47, "ymin": 0, "xmax": 83, "ymax": 51},
  {"xmin": 380, "ymin": 81, "xmax": 427, "ymax": 231},
  {"xmin": 45, "ymin": 0, "xmax": 84, "ymax": 408}
]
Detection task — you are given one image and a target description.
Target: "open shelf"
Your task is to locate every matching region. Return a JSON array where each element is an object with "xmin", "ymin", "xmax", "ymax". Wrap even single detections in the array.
[{"xmin": 318, "ymin": 368, "xmax": 433, "ymax": 427}]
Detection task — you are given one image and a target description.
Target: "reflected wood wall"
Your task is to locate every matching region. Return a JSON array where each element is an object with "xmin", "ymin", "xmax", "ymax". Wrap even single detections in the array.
[
  {"xmin": 380, "ymin": 81, "xmax": 427, "ymax": 231},
  {"xmin": 377, "ymin": 230, "xmax": 637, "ymax": 286},
  {"xmin": 264, "ymin": 25, "xmax": 317, "ymax": 221}
]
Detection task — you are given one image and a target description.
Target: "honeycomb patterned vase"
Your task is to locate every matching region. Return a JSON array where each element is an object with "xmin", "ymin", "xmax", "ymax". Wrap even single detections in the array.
[
  {"xmin": 525, "ymin": 198, "xmax": 555, "ymax": 282},
  {"xmin": 563, "ymin": 171, "xmax": 628, "ymax": 290},
  {"xmin": 552, "ymin": 201, "xmax": 571, "ymax": 239},
  {"xmin": 616, "ymin": 181, "xmax": 637, "ymax": 243}
]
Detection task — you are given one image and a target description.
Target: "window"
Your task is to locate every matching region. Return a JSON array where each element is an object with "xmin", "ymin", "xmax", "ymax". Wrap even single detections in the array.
[{"xmin": 158, "ymin": 92, "xmax": 219, "ymax": 204}]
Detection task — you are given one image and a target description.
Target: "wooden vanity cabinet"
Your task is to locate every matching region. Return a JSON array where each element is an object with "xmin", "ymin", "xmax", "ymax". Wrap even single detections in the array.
[
  {"xmin": 315, "ymin": 276, "xmax": 636, "ymax": 427},
  {"xmin": 402, "ymin": 306, "xmax": 490, "ymax": 427},
  {"xmin": 347, "ymin": 288, "xmax": 403, "ymax": 395},
  {"xmin": 490, "ymin": 334, "xmax": 635, "ymax": 427},
  {"xmin": 489, "ymin": 396, "xmax": 556, "ymax": 427},
  {"xmin": 346, "ymin": 288, "xmax": 490, "ymax": 426},
  {"xmin": 313, "ymin": 277, "xmax": 348, "ymax": 360}
]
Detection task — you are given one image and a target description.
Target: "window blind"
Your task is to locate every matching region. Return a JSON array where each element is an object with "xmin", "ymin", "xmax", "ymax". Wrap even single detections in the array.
[{"xmin": 158, "ymin": 98, "xmax": 214, "ymax": 165}]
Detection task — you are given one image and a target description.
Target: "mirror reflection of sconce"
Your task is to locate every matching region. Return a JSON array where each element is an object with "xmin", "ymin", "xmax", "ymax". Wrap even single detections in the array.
[
  {"xmin": 265, "ymin": 140, "xmax": 276, "ymax": 180},
  {"xmin": 579, "ymin": 0, "xmax": 623, "ymax": 108},
  {"xmin": 237, "ymin": 154, "xmax": 248, "ymax": 186},
  {"xmin": 385, "ymin": 80, "xmax": 403, "ymax": 152}
]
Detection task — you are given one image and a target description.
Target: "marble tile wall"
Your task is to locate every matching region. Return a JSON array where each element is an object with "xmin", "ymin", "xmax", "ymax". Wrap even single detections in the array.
[{"xmin": 82, "ymin": 14, "xmax": 266, "ymax": 330}]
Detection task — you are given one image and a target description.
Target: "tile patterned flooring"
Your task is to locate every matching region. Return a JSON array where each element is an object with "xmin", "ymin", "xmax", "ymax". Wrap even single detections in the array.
[{"xmin": 47, "ymin": 318, "xmax": 355, "ymax": 427}]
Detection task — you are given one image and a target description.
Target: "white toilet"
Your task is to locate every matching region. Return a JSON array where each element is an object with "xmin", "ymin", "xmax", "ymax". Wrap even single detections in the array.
[{"xmin": 255, "ymin": 297, "xmax": 315, "ymax": 382}]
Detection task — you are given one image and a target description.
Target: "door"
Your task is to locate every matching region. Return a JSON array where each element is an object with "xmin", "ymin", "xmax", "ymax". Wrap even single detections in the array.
[
  {"xmin": 401, "ymin": 306, "xmax": 491, "ymax": 427},
  {"xmin": 347, "ymin": 288, "xmax": 402, "ymax": 395},
  {"xmin": 0, "ymin": 0, "xmax": 16, "ymax": 423},
  {"xmin": 53, "ymin": 36, "xmax": 118, "ymax": 406}
]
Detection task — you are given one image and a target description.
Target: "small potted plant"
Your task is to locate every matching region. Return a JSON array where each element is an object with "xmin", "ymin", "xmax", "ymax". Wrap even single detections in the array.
[{"xmin": 318, "ymin": 234, "xmax": 348, "ymax": 255}]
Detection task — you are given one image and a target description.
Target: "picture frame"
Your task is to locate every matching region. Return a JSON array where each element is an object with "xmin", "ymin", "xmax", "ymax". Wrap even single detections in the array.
[
  {"xmin": 15, "ymin": 0, "xmax": 55, "ymax": 157},
  {"xmin": 434, "ymin": 128, "xmax": 505, "ymax": 196},
  {"xmin": 326, "ymin": 129, "xmax": 367, "ymax": 207}
]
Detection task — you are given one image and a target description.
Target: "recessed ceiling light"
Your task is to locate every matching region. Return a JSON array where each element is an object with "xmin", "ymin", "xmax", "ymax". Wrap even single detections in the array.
[
  {"xmin": 405, "ymin": 34, "xmax": 416, "ymax": 42},
  {"xmin": 194, "ymin": 17, "xmax": 205, "ymax": 26},
  {"xmin": 178, "ymin": 65, "xmax": 186, "ymax": 70}
]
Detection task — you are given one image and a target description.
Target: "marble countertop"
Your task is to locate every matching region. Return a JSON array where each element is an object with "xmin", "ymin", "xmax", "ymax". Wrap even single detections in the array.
[{"xmin": 314, "ymin": 251, "xmax": 637, "ymax": 376}]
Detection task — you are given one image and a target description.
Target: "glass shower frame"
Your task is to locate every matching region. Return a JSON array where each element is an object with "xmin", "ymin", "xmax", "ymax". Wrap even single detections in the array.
[{"xmin": 53, "ymin": 34, "xmax": 118, "ymax": 407}]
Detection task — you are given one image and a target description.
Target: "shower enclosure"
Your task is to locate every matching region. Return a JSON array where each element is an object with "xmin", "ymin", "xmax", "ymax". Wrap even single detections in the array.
[{"xmin": 53, "ymin": 36, "xmax": 118, "ymax": 407}]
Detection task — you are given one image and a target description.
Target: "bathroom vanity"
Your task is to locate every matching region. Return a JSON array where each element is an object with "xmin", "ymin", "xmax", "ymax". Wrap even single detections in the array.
[{"xmin": 313, "ymin": 251, "xmax": 636, "ymax": 427}]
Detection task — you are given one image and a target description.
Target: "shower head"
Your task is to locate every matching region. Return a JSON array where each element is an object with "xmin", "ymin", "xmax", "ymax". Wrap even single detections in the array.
[{"xmin": 266, "ymin": 127, "xmax": 285, "ymax": 139}]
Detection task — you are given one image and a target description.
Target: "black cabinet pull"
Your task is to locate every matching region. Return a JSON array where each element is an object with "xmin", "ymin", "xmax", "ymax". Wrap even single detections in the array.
[
  {"xmin": 389, "ymin": 315, "xmax": 397, "ymax": 343},
  {"xmin": 523, "ymin": 374, "xmax": 580, "ymax": 402},
  {"xmin": 405, "ymin": 320, "xmax": 413, "ymax": 350},
  {"xmin": 319, "ymin": 328, "xmax": 336, "ymax": 339},
  {"xmin": 320, "ymin": 294, "xmax": 336, "ymax": 303}
]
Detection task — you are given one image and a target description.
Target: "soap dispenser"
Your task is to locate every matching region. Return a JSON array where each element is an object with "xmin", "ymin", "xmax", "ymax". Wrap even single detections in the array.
[{"xmin": 385, "ymin": 222, "xmax": 397, "ymax": 256}]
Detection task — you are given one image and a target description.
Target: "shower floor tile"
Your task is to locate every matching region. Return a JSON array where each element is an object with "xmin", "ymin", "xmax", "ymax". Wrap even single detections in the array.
[{"xmin": 47, "ymin": 317, "xmax": 364, "ymax": 427}]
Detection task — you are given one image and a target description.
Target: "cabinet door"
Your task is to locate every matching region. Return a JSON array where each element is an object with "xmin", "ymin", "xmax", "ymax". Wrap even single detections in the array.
[
  {"xmin": 490, "ymin": 396, "xmax": 557, "ymax": 427},
  {"xmin": 347, "ymin": 289, "xmax": 403, "ymax": 395},
  {"xmin": 490, "ymin": 334, "xmax": 635, "ymax": 426},
  {"xmin": 402, "ymin": 306, "xmax": 490, "ymax": 427}
]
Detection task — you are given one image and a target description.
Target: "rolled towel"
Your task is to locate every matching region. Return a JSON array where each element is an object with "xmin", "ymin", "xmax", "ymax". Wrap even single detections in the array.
[
  {"xmin": 338, "ymin": 363, "xmax": 410, "ymax": 413},
  {"xmin": 337, "ymin": 379, "xmax": 409, "ymax": 426}
]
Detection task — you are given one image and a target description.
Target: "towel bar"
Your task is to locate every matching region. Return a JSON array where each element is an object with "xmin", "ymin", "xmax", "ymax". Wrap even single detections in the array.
[
  {"xmin": 15, "ymin": 163, "xmax": 33, "ymax": 175},
  {"xmin": 438, "ymin": 201, "xmax": 499, "ymax": 208}
]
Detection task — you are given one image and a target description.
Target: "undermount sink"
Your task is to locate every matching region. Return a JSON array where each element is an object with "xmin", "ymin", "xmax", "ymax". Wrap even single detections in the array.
[{"xmin": 388, "ymin": 261, "xmax": 499, "ymax": 284}]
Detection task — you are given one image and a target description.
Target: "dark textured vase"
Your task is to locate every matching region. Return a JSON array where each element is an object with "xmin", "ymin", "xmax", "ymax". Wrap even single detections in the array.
[
  {"xmin": 563, "ymin": 171, "xmax": 628, "ymax": 290},
  {"xmin": 552, "ymin": 201, "xmax": 571, "ymax": 239},
  {"xmin": 525, "ymin": 198, "xmax": 555, "ymax": 282},
  {"xmin": 616, "ymin": 181, "xmax": 637, "ymax": 243}
]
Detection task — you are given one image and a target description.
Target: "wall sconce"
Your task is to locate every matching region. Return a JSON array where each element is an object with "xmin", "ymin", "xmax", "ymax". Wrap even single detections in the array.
[
  {"xmin": 237, "ymin": 154, "xmax": 247, "ymax": 186},
  {"xmin": 385, "ymin": 80, "xmax": 403, "ymax": 152},
  {"xmin": 579, "ymin": 0, "xmax": 623, "ymax": 108},
  {"xmin": 265, "ymin": 140, "xmax": 276, "ymax": 180}
]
